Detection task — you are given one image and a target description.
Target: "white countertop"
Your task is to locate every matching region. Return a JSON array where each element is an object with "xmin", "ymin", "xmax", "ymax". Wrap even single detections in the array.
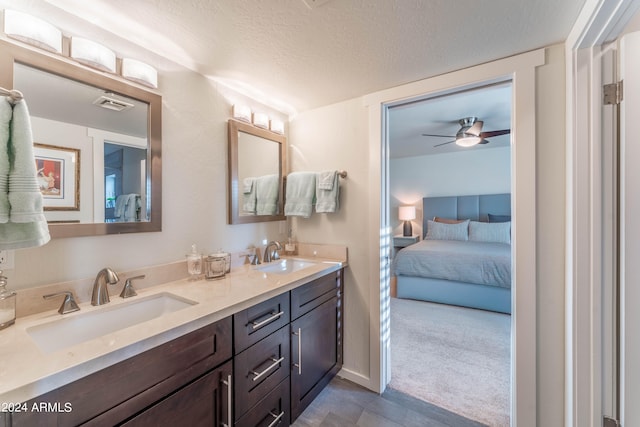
[{"xmin": 0, "ymin": 257, "xmax": 345, "ymax": 403}]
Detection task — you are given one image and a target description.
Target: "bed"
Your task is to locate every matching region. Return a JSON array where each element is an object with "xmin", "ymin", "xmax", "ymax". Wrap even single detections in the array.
[{"xmin": 392, "ymin": 193, "xmax": 512, "ymax": 314}]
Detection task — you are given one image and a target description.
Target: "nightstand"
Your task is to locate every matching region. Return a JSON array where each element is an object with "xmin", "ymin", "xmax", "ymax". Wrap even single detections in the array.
[{"xmin": 393, "ymin": 235, "xmax": 419, "ymax": 249}]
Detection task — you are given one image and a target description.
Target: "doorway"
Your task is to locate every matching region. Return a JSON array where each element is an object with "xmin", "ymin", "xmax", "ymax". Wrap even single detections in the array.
[
  {"xmin": 385, "ymin": 82, "xmax": 513, "ymax": 425},
  {"xmin": 365, "ymin": 48, "xmax": 544, "ymax": 426}
]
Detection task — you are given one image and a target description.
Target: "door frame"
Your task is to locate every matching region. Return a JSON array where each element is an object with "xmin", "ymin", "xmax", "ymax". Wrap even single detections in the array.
[
  {"xmin": 364, "ymin": 49, "xmax": 543, "ymax": 427},
  {"xmin": 565, "ymin": 1, "xmax": 640, "ymax": 426}
]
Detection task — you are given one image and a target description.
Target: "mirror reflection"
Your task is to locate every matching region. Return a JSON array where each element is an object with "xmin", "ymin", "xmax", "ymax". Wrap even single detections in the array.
[
  {"xmin": 0, "ymin": 38, "xmax": 162, "ymax": 238},
  {"xmin": 228, "ymin": 119, "xmax": 286, "ymax": 224},
  {"xmin": 15, "ymin": 63, "xmax": 150, "ymax": 224},
  {"xmin": 238, "ymin": 131, "xmax": 280, "ymax": 216}
]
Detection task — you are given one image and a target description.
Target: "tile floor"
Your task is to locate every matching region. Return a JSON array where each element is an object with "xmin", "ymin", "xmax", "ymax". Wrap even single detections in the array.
[{"xmin": 291, "ymin": 376, "xmax": 487, "ymax": 427}]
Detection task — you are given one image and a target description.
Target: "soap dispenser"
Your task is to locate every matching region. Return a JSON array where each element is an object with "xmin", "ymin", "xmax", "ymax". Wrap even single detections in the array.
[
  {"xmin": 186, "ymin": 244, "xmax": 202, "ymax": 281},
  {"xmin": 0, "ymin": 270, "xmax": 16, "ymax": 330}
]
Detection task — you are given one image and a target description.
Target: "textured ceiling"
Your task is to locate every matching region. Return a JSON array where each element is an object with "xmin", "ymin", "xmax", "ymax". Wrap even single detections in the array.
[{"xmin": 4, "ymin": 0, "xmax": 587, "ymax": 116}]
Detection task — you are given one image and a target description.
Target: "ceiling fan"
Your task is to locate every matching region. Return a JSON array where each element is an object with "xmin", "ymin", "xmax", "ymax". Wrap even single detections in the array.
[{"xmin": 422, "ymin": 117, "xmax": 510, "ymax": 147}]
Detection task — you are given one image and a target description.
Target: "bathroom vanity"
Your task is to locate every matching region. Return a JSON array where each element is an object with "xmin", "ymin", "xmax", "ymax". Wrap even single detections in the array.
[{"xmin": 0, "ymin": 256, "xmax": 345, "ymax": 427}]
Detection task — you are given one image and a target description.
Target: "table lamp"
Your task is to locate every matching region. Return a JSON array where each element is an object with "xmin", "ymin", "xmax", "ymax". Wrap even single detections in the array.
[{"xmin": 399, "ymin": 206, "xmax": 416, "ymax": 237}]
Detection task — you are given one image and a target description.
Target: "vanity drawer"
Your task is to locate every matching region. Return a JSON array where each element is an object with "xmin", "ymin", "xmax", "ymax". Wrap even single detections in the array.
[
  {"xmin": 234, "ymin": 292, "xmax": 289, "ymax": 354},
  {"xmin": 291, "ymin": 271, "xmax": 338, "ymax": 320},
  {"xmin": 10, "ymin": 316, "xmax": 232, "ymax": 427},
  {"xmin": 234, "ymin": 325, "xmax": 290, "ymax": 420},
  {"xmin": 235, "ymin": 378, "xmax": 290, "ymax": 427}
]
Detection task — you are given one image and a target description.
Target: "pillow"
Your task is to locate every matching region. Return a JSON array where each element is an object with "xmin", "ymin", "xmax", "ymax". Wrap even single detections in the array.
[
  {"xmin": 469, "ymin": 221, "xmax": 511, "ymax": 244},
  {"xmin": 433, "ymin": 216, "xmax": 466, "ymax": 224},
  {"xmin": 488, "ymin": 213, "xmax": 511, "ymax": 223},
  {"xmin": 425, "ymin": 219, "xmax": 469, "ymax": 241}
]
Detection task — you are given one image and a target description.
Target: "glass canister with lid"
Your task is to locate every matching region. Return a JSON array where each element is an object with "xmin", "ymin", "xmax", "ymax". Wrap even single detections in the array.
[
  {"xmin": 204, "ymin": 254, "xmax": 226, "ymax": 280},
  {"xmin": 210, "ymin": 249, "xmax": 231, "ymax": 274}
]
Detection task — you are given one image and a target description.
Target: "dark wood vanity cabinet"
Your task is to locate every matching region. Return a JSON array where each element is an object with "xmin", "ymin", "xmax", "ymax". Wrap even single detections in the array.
[
  {"xmin": 233, "ymin": 268, "xmax": 343, "ymax": 426},
  {"xmin": 290, "ymin": 270, "xmax": 343, "ymax": 421},
  {"xmin": 4, "ymin": 268, "xmax": 344, "ymax": 427},
  {"xmin": 121, "ymin": 359, "xmax": 233, "ymax": 427},
  {"xmin": 6, "ymin": 317, "xmax": 233, "ymax": 427}
]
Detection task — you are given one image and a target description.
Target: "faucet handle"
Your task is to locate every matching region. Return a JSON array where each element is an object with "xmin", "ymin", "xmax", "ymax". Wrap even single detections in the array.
[
  {"xmin": 43, "ymin": 291, "xmax": 80, "ymax": 315},
  {"xmin": 120, "ymin": 275, "xmax": 145, "ymax": 298}
]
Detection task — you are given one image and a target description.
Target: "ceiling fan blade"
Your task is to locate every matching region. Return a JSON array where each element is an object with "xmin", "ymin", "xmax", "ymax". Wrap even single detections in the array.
[
  {"xmin": 478, "ymin": 139, "xmax": 490, "ymax": 144},
  {"xmin": 434, "ymin": 140, "xmax": 455, "ymax": 147},
  {"xmin": 479, "ymin": 129, "xmax": 510, "ymax": 138},
  {"xmin": 467, "ymin": 120, "xmax": 483, "ymax": 136},
  {"xmin": 422, "ymin": 133, "xmax": 455, "ymax": 138}
]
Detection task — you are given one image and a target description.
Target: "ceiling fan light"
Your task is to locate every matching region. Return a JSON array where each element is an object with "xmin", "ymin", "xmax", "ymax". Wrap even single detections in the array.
[{"xmin": 455, "ymin": 134, "xmax": 482, "ymax": 147}]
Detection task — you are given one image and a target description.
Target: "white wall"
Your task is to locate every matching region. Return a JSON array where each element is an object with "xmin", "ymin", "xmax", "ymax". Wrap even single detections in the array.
[
  {"xmin": 389, "ymin": 147, "xmax": 511, "ymax": 237},
  {"xmin": 8, "ymin": 67, "xmax": 289, "ymax": 290},
  {"xmin": 288, "ymin": 98, "xmax": 371, "ymax": 378},
  {"xmin": 289, "ymin": 44, "xmax": 566, "ymax": 425}
]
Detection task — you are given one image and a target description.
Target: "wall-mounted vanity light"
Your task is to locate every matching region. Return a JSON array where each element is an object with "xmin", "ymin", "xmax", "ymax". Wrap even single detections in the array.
[
  {"xmin": 232, "ymin": 104, "xmax": 252, "ymax": 122},
  {"xmin": 270, "ymin": 119, "xmax": 285, "ymax": 134},
  {"xmin": 252, "ymin": 112, "xmax": 269, "ymax": 129},
  {"xmin": 121, "ymin": 58, "xmax": 158, "ymax": 89},
  {"xmin": 70, "ymin": 37, "xmax": 116, "ymax": 73},
  {"xmin": 3, "ymin": 9, "xmax": 62, "ymax": 53}
]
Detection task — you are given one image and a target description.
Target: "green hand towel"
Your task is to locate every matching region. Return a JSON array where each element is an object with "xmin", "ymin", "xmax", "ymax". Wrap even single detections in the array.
[{"xmin": 0, "ymin": 98, "xmax": 11, "ymax": 223}]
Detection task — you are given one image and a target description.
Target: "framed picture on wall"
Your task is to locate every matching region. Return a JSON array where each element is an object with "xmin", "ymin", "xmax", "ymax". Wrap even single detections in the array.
[{"xmin": 33, "ymin": 143, "xmax": 80, "ymax": 211}]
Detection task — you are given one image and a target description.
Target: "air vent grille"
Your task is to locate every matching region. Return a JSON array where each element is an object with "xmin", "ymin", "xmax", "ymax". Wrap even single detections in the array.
[{"xmin": 92, "ymin": 95, "xmax": 134, "ymax": 112}]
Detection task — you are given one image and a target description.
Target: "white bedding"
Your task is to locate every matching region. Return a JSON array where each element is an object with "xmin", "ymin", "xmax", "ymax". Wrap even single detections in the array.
[{"xmin": 391, "ymin": 239, "xmax": 511, "ymax": 288}]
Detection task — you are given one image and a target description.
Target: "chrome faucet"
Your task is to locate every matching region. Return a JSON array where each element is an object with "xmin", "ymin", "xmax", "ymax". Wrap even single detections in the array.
[
  {"xmin": 91, "ymin": 267, "xmax": 120, "ymax": 306},
  {"xmin": 263, "ymin": 241, "xmax": 282, "ymax": 263}
]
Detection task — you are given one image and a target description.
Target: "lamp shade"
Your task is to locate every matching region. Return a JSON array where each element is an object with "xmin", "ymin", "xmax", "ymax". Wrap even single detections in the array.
[
  {"xmin": 398, "ymin": 206, "xmax": 416, "ymax": 221},
  {"xmin": 121, "ymin": 58, "xmax": 158, "ymax": 88},
  {"xmin": 4, "ymin": 10, "xmax": 62, "ymax": 53},
  {"xmin": 71, "ymin": 37, "xmax": 116, "ymax": 73}
]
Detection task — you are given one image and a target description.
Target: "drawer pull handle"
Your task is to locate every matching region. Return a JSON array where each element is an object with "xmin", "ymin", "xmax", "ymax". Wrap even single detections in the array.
[
  {"xmin": 267, "ymin": 410, "xmax": 285, "ymax": 427},
  {"xmin": 293, "ymin": 328, "xmax": 302, "ymax": 375},
  {"xmin": 251, "ymin": 310, "xmax": 285, "ymax": 330},
  {"xmin": 251, "ymin": 356, "xmax": 285, "ymax": 382},
  {"xmin": 221, "ymin": 374, "xmax": 232, "ymax": 427}
]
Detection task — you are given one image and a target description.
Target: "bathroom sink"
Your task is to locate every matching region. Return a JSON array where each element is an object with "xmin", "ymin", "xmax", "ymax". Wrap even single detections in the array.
[
  {"xmin": 255, "ymin": 259, "xmax": 318, "ymax": 275},
  {"xmin": 27, "ymin": 292, "xmax": 197, "ymax": 353}
]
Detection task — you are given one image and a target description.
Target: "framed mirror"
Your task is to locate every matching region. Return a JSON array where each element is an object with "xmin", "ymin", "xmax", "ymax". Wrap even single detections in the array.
[
  {"xmin": 228, "ymin": 119, "xmax": 286, "ymax": 224},
  {"xmin": 0, "ymin": 39, "xmax": 162, "ymax": 238}
]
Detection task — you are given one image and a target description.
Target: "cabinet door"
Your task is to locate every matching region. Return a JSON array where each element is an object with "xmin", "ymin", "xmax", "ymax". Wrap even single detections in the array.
[
  {"xmin": 290, "ymin": 296, "xmax": 338, "ymax": 420},
  {"xmin": 121, "ymin": 360, "xmax": 233, "ymax": 427}
]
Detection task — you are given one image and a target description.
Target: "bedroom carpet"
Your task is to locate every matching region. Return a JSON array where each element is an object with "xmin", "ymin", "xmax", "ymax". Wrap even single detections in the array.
[{"xmin": 389, "ymin": 297, "xmax": 511, "ymax": 427}]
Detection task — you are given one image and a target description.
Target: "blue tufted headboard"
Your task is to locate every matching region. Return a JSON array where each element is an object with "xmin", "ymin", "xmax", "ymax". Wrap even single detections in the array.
[{"xmin": 422, "ymin": 193, "xmax": 511, "ymax": 237}]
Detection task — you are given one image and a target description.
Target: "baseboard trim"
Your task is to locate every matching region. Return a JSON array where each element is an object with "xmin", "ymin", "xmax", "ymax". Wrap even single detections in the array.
[{"xmin": 337, "ymin": 368, "xmax": 374, "ymax": 391}]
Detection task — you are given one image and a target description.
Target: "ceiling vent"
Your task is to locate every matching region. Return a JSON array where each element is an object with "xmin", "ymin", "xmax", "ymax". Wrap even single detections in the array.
[
  {"xmin": 302, "ymin": 0, "xmax": 333, "ymax": 9},
  {"xmin": 92, "ymin": 95, "xmax": 134, "ymax": 112}
]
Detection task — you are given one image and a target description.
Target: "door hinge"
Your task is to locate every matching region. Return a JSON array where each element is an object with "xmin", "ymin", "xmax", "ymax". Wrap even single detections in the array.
[
  {"xmin": 604, "ymin": 81, "xmax": 623, "ymax": 105},
  {"xmin": 603, "ymin": 415, "xmax": 620, "ymax": 427}
]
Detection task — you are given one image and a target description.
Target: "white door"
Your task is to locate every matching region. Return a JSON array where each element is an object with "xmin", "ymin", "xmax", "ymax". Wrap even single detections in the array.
[{"xmin": 619, "ymin": 30, "xmax": 640, "ymax": 427}]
